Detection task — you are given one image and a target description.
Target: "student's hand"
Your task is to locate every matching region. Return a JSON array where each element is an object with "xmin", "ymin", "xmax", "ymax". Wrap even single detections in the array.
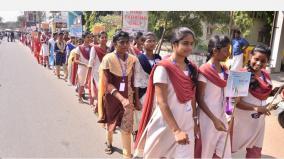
[
  {"xmin": 121, "ymin": 98, "xmax": 135, "ymax": 110},
  {"xmin": 255, "ymin": 106, "xmax": 271, "ymax": 116},
  {"xmin": 194, "ymin": 124, "xmax": 201, "ymax": 139},
  {"xmin": 135, "ymin": 100, "xmax": 143, "ymax": 111},
  {"xmin": 121, "ymin": 98, "xmax": 130, "ymax": 107},
  {"xmin": 232, "ymin": 97, "xmax": 240, "ymax": 104},
  {"xmin": 213, "ymin": 118, "xmax": 227, "ymax": 132},
  {"xmin": 174, "ymin": 129, "xmax": 189, "ymax": 145}
]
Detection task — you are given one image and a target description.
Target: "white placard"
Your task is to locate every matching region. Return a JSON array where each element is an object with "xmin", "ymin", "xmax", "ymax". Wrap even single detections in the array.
[{"xmin": 225, "ymin": 71, "xmax": 251, "ymax": 97}]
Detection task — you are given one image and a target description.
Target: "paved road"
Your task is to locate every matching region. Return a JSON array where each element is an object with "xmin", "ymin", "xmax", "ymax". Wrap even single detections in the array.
[
  {"xmin": 0, "ymin": 39, "xmax": 123, "ymax": 158},
  {"xmin": 0, "ymin": 39, "xmax": 283, "ymax": 158}
]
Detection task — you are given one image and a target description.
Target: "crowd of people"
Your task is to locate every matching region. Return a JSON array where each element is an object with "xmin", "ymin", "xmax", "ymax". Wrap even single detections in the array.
[{"xmin": 18, "ymin": 27, "xmax": 284, "ymax": 158}]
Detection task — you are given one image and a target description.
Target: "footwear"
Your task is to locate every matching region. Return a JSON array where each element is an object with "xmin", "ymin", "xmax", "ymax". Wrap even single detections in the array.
[
  {"xmin": 82, "ymin": 93, "xmax": 88, "ymax": 100},
  {"xmin": 78, "ymin": 98, "xmax": 84, "ymax": 104},
  {"xmin": 104, "ymin": 142, "xmax": 113, "ymax": 155},
  {"xmin": 132, "ymin": 130, "xmax": 138, "ymax": 142}
]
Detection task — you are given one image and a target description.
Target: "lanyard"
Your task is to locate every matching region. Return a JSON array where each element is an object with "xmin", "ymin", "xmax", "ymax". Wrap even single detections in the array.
[
  {"xmin": 115, "ymin": 52, "xmax": 128, "ymax": 82},
  {"xmin": 172, "ymin": 59, "xmax": 191, "ymax": 75}
]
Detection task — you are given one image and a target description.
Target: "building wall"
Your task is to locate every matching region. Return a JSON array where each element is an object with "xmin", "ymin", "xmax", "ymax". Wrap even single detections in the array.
[
  {"xmin": 246, "ymin": 19, "xmax": 266, "ymax": 45},
  {"xmin": 271, "ymin": 11, "xmax": 284, "ymax": 72}
]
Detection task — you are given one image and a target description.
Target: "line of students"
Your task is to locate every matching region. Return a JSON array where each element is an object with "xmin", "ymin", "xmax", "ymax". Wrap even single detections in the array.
[{"xmin": 20, "ymin": 27, "xmax": 281, "ymax": 158}]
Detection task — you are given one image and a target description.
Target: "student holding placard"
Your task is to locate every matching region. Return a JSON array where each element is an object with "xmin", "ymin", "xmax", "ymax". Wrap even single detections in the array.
[
  {"xmin": 197, "ymin": 35, "xmax": 231, "ymax": 158},
  {"xmin": 232, "ymin": 45, "xmax": 273, "ymax": 158}
]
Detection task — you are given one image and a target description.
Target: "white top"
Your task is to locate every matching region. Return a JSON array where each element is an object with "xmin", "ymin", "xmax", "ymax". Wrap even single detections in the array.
[
  {"xmin": 232, "ymin": 91, "xmax": 267, "ymax": 152},
  {"xmin": 198, "ymin": 73, "xmax": 225, "ymax": 117},
  {"xmin": 48, "ymin": 39, "xmax": 56, "ymax": 54},
  {"xmin": 134, "ymin": 60, "xmax": 149, "ymax": 89},
  {"xmin": 40, "ymin": 43, "xmax": 49, "ymax": 56},
  {"xmin": 142, "ymin": 65, "xmax": 194, "ymax": 158},
  {"xmin": 75, "ymin": 46, "xmax": 91, "ymax": 73},
  {"xmin": 89, "ymin": 46, "xmax": 102, "ymax": 84},
  {"xmin": 134, "ymin": 54, "xmax": 160, "ymax": 89},
  {"xmin": 197, "ymin": 73, "xmax": 231, "ymax": 158}
]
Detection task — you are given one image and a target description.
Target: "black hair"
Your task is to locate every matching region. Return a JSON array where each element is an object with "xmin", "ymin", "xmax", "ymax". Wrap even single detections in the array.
[
  {"xmin": 52, "ymin": 33, "xmax": 57, "ymax": 37},
  {"xmin": 134, "ymin": 31, "xmax": 143, "ymax": 40},
  {"xmin": 143, "ymin": 32, "xmax": 156, "ymax": 40},
  {"xmin": 247, "ymin": 44, "xmax": 271, "ymax": 89},
  {"xmin": 232, "ymin": 29, "xmax": 241, "ymax": 38},
  {"xmin": 112, "ymin": 30, "xmax": 130, "ymax": 43},
  {"xmin": 82, "ymin": 31, "xmax": 91, "ymax": 39},
  {"xmin": 206, "ymin": 35, "xmax": 230, "ymax": 62},
  {"xmin": 170, "ymin": 27, "xmax": 196, "ymax": 45},
  {"xmin": 98, "ymin": 31, "xmax": 107, "ymax": 38},
  {"xmin": 184, "ymin": 58, "xmax": 198, "ymax": 86},
  {"xmin": 251, "ymin": 44, "xmax": 271, "ymax": 61}
]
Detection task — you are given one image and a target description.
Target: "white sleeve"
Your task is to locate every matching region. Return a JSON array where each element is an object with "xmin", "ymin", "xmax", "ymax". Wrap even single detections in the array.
[
  {"xmin": 88, "ymin": 47, "xmax": 96, "ymax": 67},
  {"xmin": 75, "ymin": 47, "xmax": 80, "ymax": 55},
  {"xmin": 198, "ymin": 74, "xmax": 207, "ymax": 83},
  {"xmin": 134, "ymin": 61, "xmax": 143, "ymax": 87},
  {"xmin": 153, "ymin": 66, "xmax": 169, "ymax": 84}
]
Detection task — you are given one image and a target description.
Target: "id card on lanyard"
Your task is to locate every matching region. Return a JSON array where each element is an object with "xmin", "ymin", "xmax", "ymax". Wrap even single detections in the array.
[{"xmin": 116, "ymin": 53, "xmax": 128, "ymax": 92}]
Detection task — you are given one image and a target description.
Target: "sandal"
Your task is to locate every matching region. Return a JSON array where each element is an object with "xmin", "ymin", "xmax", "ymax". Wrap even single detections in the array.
[
  {"xmin": 78, "ymin": 98, "xmax": 84, "ymax": 104},
  {"xmin": 132, "ymin": 130, "xmax": 138, "ymax": 142},
  {"xmin": 104, "ymin": 142, "xmax": 113, "ymax": 155}
]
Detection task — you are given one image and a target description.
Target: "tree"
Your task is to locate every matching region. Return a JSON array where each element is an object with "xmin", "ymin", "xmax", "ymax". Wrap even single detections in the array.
[
  {"xmin": 148, "ymin": 11, "xmax": 231, "ymax": 44},
  {"xmin": 83, "ymin": 11, "xmax": 120, "ymax": 32},
  {"xmin": 232, "ymin": 12, "xmax": 254, "ymax": 37}
]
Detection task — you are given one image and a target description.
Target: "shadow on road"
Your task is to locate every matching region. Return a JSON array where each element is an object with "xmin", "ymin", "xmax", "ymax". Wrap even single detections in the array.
[{"xmin": 262, "ymin": 154, "xmax": 277, "ymax": 158}]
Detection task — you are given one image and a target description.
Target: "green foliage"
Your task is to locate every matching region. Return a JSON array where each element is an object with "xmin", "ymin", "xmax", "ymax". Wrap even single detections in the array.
[
  {"xmin": 83, "ymin": 11, "xmax": 275, "ymax": 46},
  {"xmin": 148, "ymin": 11, "xmax": 203, "ymax": 41},
  {"xmin": 148, "ymin": 11, "xmax": 231, "ymax": 42},
  {"xmin": 96, "ymin": 14, "xmax": 121, "ymax": 38},
  {"xmin": 83, "ymin": 11, "xmax": 122, "ymax": 32},
  {"xmin": 233, "ymin": 12, "xmax": 254, "ymax": 37}
]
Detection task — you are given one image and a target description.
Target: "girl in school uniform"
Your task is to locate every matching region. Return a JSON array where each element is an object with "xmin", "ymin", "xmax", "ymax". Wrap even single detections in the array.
[
  {"xmin": 97, "ymin": 31, "xmax": 138, "ymax": 158},
  {"xmin": 232, "ymin": 45, "xmax": 272, "ymax": 158},
  {"xmin": 197, "ymin": 35, "xmax": 231, "ymax": 158},
  {"xmin": 134, "ymin": 27, "xmax": 199, "ymax": 158},
  {"xmin": 133, "ymin": 32, "xmax": 161, "ymax": 140}
]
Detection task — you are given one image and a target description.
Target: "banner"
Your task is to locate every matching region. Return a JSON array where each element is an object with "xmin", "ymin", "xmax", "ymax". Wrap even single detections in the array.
[
  {"xmin": 67, "ymin": 11, "xmax": 83, "ymax": 29},
  {"xmin": 122, "ymin": 11, "xmax": 148, "ymax": 34},
  {"xmin": 55, "ymin": 22, "xmax": 67, "ymax": 28},
  {"xmin": 70, "ymin": 24, "xmax": 83, "ymax": 38}
]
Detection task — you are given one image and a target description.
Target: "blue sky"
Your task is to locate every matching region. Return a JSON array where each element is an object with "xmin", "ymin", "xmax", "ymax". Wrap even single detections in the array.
[{"xmin": 0, "ymin": 11, "xmax": 22, "ymax": 22}]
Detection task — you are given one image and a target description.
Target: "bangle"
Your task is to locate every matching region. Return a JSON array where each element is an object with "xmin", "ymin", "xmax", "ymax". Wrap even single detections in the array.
[
  {"xmin": 110, "ymin": 89, "xmax": 117, "ymax": 95},
  {"xmin": 193, "ymin": 116, "xmax": 198, "ymax": 120}
]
